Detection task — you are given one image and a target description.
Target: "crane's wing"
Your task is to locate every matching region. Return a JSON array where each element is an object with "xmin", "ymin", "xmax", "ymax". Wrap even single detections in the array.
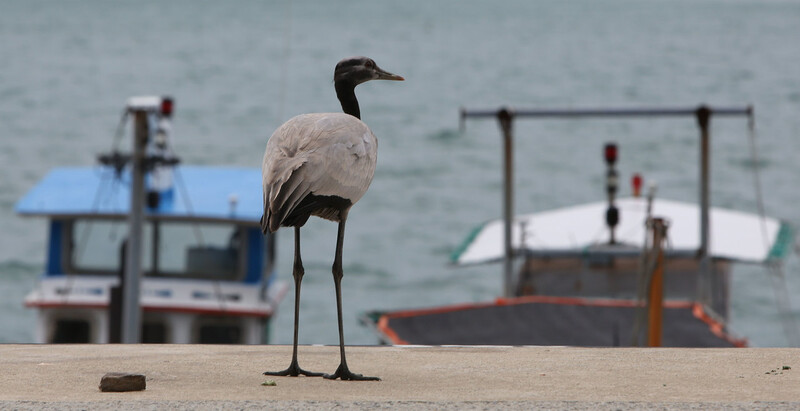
[{"xmin": 262, "ymin": 113, "xmax": 378, "ymax": 232}]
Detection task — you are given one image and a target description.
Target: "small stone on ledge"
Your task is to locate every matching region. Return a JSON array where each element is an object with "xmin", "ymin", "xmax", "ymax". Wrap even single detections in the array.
[{"xmin": 99, "ymin": 372, "xmax": 146, "ymax": 392}]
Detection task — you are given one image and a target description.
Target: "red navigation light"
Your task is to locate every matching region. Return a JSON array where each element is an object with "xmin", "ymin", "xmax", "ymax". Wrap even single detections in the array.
[
  {"xmin": 604, "ymin": 143, "xmax": 618, "ymax": 165},
  {"xmin": 632, "ymin": 173, "xmax": 643, "ymax": 197},
  {"xmin": 160, "ymin": 97, "xmax": 174, "ymax": 117}
]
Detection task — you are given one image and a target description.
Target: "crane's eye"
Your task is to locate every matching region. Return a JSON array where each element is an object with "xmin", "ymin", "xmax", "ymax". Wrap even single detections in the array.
[{"xmin": 365, "ymin": 60, "xmax": 375, "ymax": 68}]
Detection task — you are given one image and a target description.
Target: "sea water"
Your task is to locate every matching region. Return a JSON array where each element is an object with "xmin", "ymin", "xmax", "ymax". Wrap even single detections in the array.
[{"xmin": 1, "ymin": 0, "xmax": 800, "ymax": 346}]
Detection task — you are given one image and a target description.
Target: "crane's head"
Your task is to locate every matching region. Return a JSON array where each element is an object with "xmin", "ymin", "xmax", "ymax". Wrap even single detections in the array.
[{"xmin": 334, "ymin": 56, "xmax": 404, "ymax": 86}]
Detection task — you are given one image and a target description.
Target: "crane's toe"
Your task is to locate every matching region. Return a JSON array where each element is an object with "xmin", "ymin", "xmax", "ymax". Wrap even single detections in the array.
[
  {"xmin": 264, "ymin": 362, "xmax": 324, "ymax": 377},
  {"xmin": 323, "ymin": 363, "xmax": 381, "ymax": 381}
]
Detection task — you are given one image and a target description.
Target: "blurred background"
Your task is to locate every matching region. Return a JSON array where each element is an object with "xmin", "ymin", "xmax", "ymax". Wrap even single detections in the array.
[{"xmin": 2, "ymin": 0, "xmax": 799, "ymax": 345}]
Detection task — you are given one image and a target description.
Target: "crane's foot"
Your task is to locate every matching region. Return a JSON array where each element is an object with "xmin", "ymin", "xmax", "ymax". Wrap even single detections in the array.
[
  {"xmin": 323, "ymin": 363, "xmax": 381, "ymax": 381},
  {"xmin": 264, "ymin": 362, "xmax": 324, "ymax": 377}
]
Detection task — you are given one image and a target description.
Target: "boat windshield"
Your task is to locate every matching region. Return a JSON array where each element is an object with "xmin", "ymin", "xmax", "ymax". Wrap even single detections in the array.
[{"xmin": 66, "ymin": 219, "xmax": 243, "ymax": 280}]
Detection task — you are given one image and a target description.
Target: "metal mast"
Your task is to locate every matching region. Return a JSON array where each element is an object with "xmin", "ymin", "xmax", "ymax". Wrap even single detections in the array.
[
  {"xmin": 460, "ymin": 105, "xmax": 752, "ymax": 301},
  {"xmin": 122, "ymin": 107, "xmax": 148, "ymax": 343},
  {"xmin": 99, "ymin": 96, "xmax": 176, "ymax": 343}
]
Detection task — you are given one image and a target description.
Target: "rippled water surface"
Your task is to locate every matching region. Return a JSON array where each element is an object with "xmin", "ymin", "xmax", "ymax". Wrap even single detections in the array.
[{"xmin": 2, "ymin": 0, "xmax": 800, "ymax": 346}]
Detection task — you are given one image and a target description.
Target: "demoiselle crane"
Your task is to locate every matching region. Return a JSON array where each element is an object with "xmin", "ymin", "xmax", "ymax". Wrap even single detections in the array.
[{"xmin": 262, "ymin": 56, "xmax": 403, "ymax": 381}]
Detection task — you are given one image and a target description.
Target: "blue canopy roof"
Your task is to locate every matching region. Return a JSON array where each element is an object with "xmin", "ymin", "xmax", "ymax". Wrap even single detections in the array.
[{"xmin": 16, "ymin": 166, "xmax": 264, "ymax": 225}]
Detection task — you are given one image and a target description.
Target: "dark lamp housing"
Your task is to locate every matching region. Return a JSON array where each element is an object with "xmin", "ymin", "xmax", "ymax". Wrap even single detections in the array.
[
  {"xmin": 160, "ymin": 97, "xmax": 174, "ymax": 118},
  {"xmin": 604, "ymin": 143, "xmax": 617, "ymax": 165}
]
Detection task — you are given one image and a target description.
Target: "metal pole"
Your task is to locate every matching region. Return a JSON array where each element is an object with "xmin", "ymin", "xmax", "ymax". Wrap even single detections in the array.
[
  {"xmin": 696, "ymin": 106, "xmax": 712, "ymax": 306},
  {"xmin": 122, "ymin": 110, "xmax": 147, "ymax": 343},
  {"xmin": 461, "ymin": 106, "xmax": 751, "ymax": 119},
  {"xmin": 498, "ymin": 108, "xmax": 514, "ymax": 298}
]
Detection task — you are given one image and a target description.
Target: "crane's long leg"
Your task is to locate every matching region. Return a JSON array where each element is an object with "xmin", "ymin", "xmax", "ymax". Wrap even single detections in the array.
[
  {"xmin": 264, "ymin": 227, "xmax": 323, "ymax": 377},
  {"xmin": 324, "ymin": 212, "xmax": 380, "ymax": 381}
]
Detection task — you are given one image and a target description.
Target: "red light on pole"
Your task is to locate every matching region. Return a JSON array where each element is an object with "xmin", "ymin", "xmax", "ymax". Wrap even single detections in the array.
[
  {"xmin": 160, "ymin": 97, "xmax": 174, "ymax": 117},
  {"xmin": 632, "ymin": 173, "xmax": 643, "ymax": 197},
  {"xmin": 604, "ymin": 143, "xmax": 617, "ymax": 165}
]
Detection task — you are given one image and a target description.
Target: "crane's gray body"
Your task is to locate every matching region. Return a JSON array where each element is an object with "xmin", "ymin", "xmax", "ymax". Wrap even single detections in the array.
[{"xmin": 262, "ymin": 112, "xmax": 377, "ymax": 233}]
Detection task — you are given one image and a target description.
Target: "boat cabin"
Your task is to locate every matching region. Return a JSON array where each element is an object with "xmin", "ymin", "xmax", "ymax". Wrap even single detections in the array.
[
  {"xmin": 453, "ymin": 196, "xmax": 791, "ymax": 321},
  {"xmin": 17, "ymin": 167, "xmax": 284, "ymax": 344}
]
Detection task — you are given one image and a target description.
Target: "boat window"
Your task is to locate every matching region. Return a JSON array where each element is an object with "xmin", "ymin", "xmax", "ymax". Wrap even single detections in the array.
[
  {"xmin": 69, "ymin": 219, "xmax": 146, "ymax": 274},
  {"xmin": 152, "ymin": 222, "xmax": 242, "ymax": 280},
  {"xmin": 67, "ymin": 219, "xmax": 244, "ymax": 280}
]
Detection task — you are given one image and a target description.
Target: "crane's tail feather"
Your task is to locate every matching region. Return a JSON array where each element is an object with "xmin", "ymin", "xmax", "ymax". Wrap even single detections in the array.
[
  {"xmin": 267, "ymin": 170, "xmax": 313, "ymax": 232},
  {"xmin": 263, "ymin": 156, "xmax": 309, "ymax": 232},
  {"xmin": 270, "ymin": 188, "xmax": 310, "ymax": 231}
]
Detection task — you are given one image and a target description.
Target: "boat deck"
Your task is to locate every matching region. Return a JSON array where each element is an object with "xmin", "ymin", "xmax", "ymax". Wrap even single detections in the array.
[{"xmin": 0, "ymin": 344, "xmax": 798, "ymax": 409}]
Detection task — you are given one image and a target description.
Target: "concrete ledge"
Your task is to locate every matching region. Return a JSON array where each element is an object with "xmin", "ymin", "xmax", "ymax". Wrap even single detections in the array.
[{"xmin": 0, "ymin": 345, "xmax": 798, "ymax": 409}]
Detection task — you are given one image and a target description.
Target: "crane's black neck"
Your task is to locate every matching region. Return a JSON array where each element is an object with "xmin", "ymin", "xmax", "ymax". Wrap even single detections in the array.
[{"xmin": 335, "ymin": 80, "xmax": 360, "ymax": 119}]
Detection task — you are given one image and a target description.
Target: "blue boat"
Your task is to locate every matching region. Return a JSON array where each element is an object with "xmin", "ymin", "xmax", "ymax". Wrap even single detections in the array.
[{"xmin": 15, "ymin": 96, "xmax": 287, "ymax": 344}]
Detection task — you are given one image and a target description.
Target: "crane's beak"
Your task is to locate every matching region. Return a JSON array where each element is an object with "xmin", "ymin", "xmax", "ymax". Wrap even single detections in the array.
[{"xmin": 375, "ymin": 67, "xmax": 404, "ymax": 81}]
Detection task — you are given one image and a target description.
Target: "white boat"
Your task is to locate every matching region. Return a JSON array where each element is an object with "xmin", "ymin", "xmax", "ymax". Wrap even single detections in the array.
[
  {"xmin": 366, "ymin": 195, "xmax": 791, "ymax": 347},
  {"xmin": 363, "ymin": 105, "xmax": 795, "ymax": 347}
]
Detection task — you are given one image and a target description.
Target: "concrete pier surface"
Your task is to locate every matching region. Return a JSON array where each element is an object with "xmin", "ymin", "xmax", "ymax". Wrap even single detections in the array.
[{"xmin": 0, "ymin": 344, "xmax": 798, "ymax": 410}]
